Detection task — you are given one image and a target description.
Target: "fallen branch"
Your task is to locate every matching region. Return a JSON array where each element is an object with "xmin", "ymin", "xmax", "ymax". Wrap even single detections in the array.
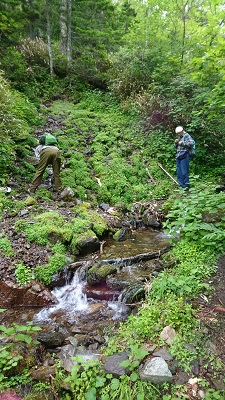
[
  {"xmin": 145, "ymin": 167, "xmax": 156, "ymax": 185},
  {"xmin": 100, "ymin": 240, "xmax": 106, "ymax": 254},
  {"xmin": 101, "ymin": 246, "xmax": 171, "ymax": 265}
]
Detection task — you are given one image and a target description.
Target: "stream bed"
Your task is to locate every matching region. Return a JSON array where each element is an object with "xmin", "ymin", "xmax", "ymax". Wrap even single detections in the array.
[{"xmin": 1, "ymin": 228, "xmax": 170, "ymax": 336}]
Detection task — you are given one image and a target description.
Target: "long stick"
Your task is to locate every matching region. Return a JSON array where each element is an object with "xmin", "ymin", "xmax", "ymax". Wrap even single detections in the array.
[
  {"xmin": 158, "ymin": 163, "xmax": 179, "ymax": 185},
  {"xmin": 145, "ymin": 167, "xmax": 156, "ymax": 185}
]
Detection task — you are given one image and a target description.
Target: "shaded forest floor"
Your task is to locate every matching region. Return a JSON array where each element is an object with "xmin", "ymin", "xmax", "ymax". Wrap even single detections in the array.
[{"xmin": 197, "ymin": 255, "xmax": 225, "ymax": 362}]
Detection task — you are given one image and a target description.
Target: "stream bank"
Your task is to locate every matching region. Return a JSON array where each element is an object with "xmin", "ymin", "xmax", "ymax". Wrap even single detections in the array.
[{"xmin": 1, "ymin": 189, "xmax": 225, "ymax": 398}]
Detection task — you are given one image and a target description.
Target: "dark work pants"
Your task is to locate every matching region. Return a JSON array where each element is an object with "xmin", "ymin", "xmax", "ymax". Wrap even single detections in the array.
[
  {"xmin": 30, "ymin": 147, "xmax": 62, "ymax": 192},
  {"xmin": 176, "ymin": 153, "xmax": 190, "ymax": 188}
]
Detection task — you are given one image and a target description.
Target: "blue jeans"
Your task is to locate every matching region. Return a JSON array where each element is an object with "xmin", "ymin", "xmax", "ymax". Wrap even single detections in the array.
[{"xmin": 176, "ymin": 153, "xmax": 190, "ymax": 188}]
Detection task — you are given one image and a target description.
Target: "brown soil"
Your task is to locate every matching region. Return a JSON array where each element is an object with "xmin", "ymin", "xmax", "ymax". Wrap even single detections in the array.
[{"xmin": 197, "ymin": 255, "xmax": 225, "ymax": 363}]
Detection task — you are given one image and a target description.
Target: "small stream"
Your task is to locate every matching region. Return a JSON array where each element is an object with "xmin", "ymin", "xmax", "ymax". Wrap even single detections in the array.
[
  {"xmin": 32, "ymin": 228, "xmax": 170, "ymax": 332},
  {"xmin": 1, "ymin": 228, "xmax": 170, "ymax": 335}
]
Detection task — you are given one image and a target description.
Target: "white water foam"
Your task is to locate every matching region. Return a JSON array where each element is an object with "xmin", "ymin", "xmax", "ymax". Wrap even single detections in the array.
[{"xmin": 34, "ymin": 269, "xmax": 88, "ymax": 323}]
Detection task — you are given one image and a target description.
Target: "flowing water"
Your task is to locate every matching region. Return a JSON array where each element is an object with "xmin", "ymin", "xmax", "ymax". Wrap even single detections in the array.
[
  {"xmin": 33, "ymin": 228, "xmax": 170, "ymax": 328},
  {"xmin": 1, "ymin": 229, "xmax": 170, "ymax": 332},
  {"xmin": 34, "ymin": 268, "xmax": 89, "ymax": 323}
]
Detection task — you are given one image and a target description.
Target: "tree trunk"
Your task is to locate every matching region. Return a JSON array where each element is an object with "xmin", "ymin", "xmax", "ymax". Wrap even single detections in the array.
[
  {"xmin": 59, "ymin": 0, "xmax": 72, "ymax": 67},
  {"xmin": 67, "ymin": 0, "xmax": 72, "ymax": 67},
  {"xmin": 60, "ymin": 0, "xmax": 68, "ymax": 57},
  {"xmin": 46, "ymin": 0, "xmax": 54, "ymax": 77}
]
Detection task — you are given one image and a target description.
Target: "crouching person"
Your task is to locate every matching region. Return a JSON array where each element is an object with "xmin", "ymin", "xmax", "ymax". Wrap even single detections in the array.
[{"xmin": 29, "ymin": 133, "xmax": 62, "ymax": 194}]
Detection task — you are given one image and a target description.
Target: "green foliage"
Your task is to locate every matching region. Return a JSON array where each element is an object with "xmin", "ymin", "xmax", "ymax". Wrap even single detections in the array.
[
  {"xmin": 15, "ymin": 211, "xmax": 73, "ymax": 245},
  {"xmin": 0, "ymin": 74, "xmax": 39, "ymax": 182},
  {"xmin": 124, "ymin": 296, "xmax": 197, "ymax": 341},
  {"xmin": 120, "ymin": 344, "xmax": 148, "ymax": 380},
  {"xmin": 74, "ymin": 203, "xmax": 108, "ymax": 236},
  {"xmin": 15, "ymin": 262, "xmax": 34, "ymax": 286},
  {"xmin": 35, "ymin": 242, "xmax": 67, "ymax": 285},
  {"xmin": 163, "ymin": 184, "xmax": 225, "ymax": 251},
  {"xmin": 0, "ymin": 320, "xmax": 41, "ymax": 383},
  {"xmin": 0, "ymin": 234, "xmax": 14, "ymax": 256},
  {"xmin": 63, "ymin": 358, "xmax": 107, "ymax": 399},
  {"xmin": 63, "ymin": 355, "xmax": 162, "ymax": 400}
]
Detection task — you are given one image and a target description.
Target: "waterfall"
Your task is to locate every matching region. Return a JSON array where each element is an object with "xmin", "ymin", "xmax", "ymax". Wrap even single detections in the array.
[{"xmin": 34, "ymin": 267, "xmax": 88, "ymax": 322}]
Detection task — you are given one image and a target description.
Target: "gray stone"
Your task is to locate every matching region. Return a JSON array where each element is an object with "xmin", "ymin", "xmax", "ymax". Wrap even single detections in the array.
[
  {"xmin": 139, "ymin": 357, "xmax": 173, "ymax": 384},
  {"xmin": 59, "ymin": 186, "xmax": 74, "ymax": 200},
  {"xmin": 58, "ymin": 344, "xmax": 77, "ymax": 372},
  {"xmin": 153, "ymin": 348, "xmax": 173, "ymax": 361},
  {"xmin": 175, "ymin": 370, "xmax": 191, "ymax": 385},
  {"xmin": 38, "ymin": 330, "xmax": 65, "ymax": 347},
  {"xmin": 104, "ymin": 352, "xmax": 129, "ymax": 377},
  {"xmin": 160, "ymin": 326, "xmax": 177, "ymax": 344},
  {"xmin": 58, "ymin": 345, "xmax": 101, "ymax": 373},
  {"xmin": 18, "ymin": 209, "xmax": 29, "ymax": 216}
]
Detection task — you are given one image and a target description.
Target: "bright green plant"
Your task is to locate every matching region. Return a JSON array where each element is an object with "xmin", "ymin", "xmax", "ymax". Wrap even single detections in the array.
[
  {"xmin": 0, "ymin": 234, "xmax": 14, "ymax": 256},
  {"xmin": 14, "ymin": 211, "xmax": 73, "ymax": 245},
  {"xmin": 119, "ymin": 344, "xmax": 148, "ymax": 382},
  {"xmin": 0, "ymin": 320, "xmax": 41, "ymax": 383},
  {"xmin": 124, "ymin": 296, "xmax": 197, "ymax": 341},
  {"xmin": 74, "ymin": 203, "xmax": 108, "ymax": 236},
  {"xmin": 63, "ymin": 354, "xmax": 163, "ymax": 400},
  {"xmin": 163, "ymin": 184, "xmax": 225, "ymax": 251},
  {"xmin": 15, "ymin": 262, "xmax": 34, "ymax": 285},
  {"xmin": 35, "ymin": 242, "xmax": 67, "ymax": 285},
  {"xmin": 64, "ymin": 357, "xmax": 108, "ymax": 400}
]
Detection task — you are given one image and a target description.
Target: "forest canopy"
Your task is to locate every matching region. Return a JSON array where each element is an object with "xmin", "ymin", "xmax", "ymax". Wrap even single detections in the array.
[{"xmin": 0, "ymin": 0, "xmax": 225, "ymax": 189}]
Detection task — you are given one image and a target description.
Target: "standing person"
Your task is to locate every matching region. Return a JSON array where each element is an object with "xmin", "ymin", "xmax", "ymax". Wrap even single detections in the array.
[
  {"xmin": 174, "ymin": 126, "xmax": 193, "ymax": 189},
  {"xmin": 29, "ymin": 133, "xmax": 62, "ymax": 194}
]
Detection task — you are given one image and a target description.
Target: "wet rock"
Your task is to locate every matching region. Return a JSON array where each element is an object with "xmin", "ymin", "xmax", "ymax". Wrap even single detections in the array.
[
  {"xmin": 104, "ymin": 351, "xmax": 129, "ymax": 377},
  {"xmin": 214, "ymin": 379, "xmax": 225, "ymax": 391},
  {"xmin": 139, "ymin": 357, "xmax": 173, "ymax": 383},
  {"xmin": 142, "ymin": 211, "xmax": 161, "ymax": 228},
  {"xmin": 175, "ymin": 370, "xmax": 192, "ymax": 385},
  {"xmin": 38, "ymin": 330, "xmax": 66, "ymax": 348},
  {"xmin": 86, "ymin": 283, "xmax": 120, "ymax": 301},
  {"xmin": 0, "ymin": 391, "xmax": 23, "ymax": 400},
  {"xmin": 106, "ymin": 264, "xmax": 150, "ymax": 292},
  {"xmin": 70, "ymin": 333, "xmax": 101, "ymax": 349},
  {"xmin": 0, "ymin": 280, "xmax": 57, "ymax": 308},
  {"xmin": 191, "ymin": 360, "xmax": 199, "ymax": 376},
  {"xmin": 85, "ymin": 302, "xmax": 103, "ymax": 314},
  {"xmin": 87, "ymin": 262, "xmax": 117, "ymax": 285},
  {"xmin": 71, "ymin": 235, "xmax": 100, "ymax": 256},
  {"xmin": 58, "ymin": 345, "xmax": 101, "ymax": 373},
  {"xmin": 99, "ymin": 203, "xmax": 110, "ymax": 211},
  {"xmin": 30, "ymin": 365, "xmax": 56, "ymax": 382},
  {"xmin": 113, "ymin": 227, "xmax": 133, "ymax": 241},
  {"xmin": 57, "ymin": 344, "xmax": 77, "ymax": 372}
]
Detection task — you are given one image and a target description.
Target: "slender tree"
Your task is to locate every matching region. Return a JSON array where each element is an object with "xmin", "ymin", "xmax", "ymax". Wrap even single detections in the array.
[{"xmin": 46, "ymin": 0, "xmax": 54, "ymax": 76}]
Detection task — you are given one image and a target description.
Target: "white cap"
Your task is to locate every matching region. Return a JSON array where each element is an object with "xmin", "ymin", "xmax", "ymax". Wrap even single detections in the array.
[{"xmin": 175, "ymin": 126, "xmax": 183, "ymax": 134}]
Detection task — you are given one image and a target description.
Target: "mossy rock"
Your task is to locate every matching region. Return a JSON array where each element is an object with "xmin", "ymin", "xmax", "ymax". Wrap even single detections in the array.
[
  {"xmin": 70, "ymin": 230, "xmax": 100, "ymax": 255},
  {"xmin": 87, "ymin": 261, "xmax": 117, "ymax": 285},
  {"xmin": 25, "ymin": 196, "xmax": 38, "ymax": 206}
]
